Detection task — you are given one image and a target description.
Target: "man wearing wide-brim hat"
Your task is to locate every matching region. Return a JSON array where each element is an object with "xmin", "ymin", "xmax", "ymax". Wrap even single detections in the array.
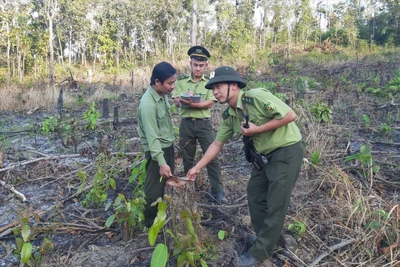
[
  {"xmin": 186, "ymin": 66, "xmax": 304, "ymax": 266},
  {"xmin": 172, "ymin": 46, "xmax": 227, "ymax": 204}
]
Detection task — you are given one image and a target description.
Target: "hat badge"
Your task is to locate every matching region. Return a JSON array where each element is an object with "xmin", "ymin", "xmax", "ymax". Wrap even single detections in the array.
[
  {"xmin": 209, "ymin": 71, "xmax": 215, "ymax": 79},
  {"xmin": 196, "ymin": 48, "xmax": 202, "ymax": 53}
]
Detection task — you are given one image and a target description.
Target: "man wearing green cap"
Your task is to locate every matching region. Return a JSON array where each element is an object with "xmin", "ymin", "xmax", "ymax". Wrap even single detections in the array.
[
  {"xmin": 138, "ymin": 62, "xmax": 177, "ymax": 227},
  {"xmin": 186, "ymin": 66, "xmax": 304, "ymax": 266},
  {"xmin": 172, "ymin": 46, "xmax": 227, "ymax": 204}
]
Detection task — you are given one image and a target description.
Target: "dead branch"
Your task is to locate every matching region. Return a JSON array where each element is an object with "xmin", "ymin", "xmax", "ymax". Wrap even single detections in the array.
[
  {"xmin": 198, "ymin": 202, "xmax": 247, "ymax": 209},
  {"xmin": 0, "ymin": 179, "xmax": 27, "ymax": 202},
  {"xmin": 0, "ymin": 154, "xmax": 81, "ymax": 173},
  {"xmin": 308, "ymin": 238, "xmax": 356, "ymax": 267}
]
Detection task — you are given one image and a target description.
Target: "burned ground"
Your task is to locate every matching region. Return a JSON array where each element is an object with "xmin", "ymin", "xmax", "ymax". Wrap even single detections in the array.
[{"xmin": 1, "ymin": 54, "xmax": 400, "ymax": 267}]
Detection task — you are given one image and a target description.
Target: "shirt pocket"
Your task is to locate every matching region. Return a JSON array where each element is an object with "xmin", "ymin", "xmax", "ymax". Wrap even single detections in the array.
[{"xmin": 157, "ymin": 108, "xmax": 166, "ymax": 127}]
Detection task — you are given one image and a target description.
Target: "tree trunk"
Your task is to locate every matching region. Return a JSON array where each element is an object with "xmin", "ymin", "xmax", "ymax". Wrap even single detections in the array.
[
  {"xmin": 49, "ymin": 12, "xmax": 55, "ymax": 87},
  {"xmin": 164, "ymin": 179, "xmax": 198, "ymax": 232},
  {"xmin": 6, "ymin": 21, "xmax": 11, "ymax": 89},
  {"xmin": 191, "ymin": 1, "xmax": 197, "ymax": 46}
]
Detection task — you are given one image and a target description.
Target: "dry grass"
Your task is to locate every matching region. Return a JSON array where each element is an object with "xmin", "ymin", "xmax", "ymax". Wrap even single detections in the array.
[
  {"xmin": 0, "ymin": 85, "xmax": 75, "ymax": 111},
  {"xmin": 289, "ymin": 87, "xmax": 400, "ymax": 266}
]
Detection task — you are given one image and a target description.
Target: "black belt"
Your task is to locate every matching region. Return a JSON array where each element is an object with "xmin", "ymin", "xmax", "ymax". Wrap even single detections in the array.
[{"xmin": 183, "ymin": 117, "xmax": 210, "ymax": 121}]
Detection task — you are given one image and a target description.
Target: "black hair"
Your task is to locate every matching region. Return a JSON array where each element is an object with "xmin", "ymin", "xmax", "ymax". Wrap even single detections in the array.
[{"xmin": 150, "ymin": 62, "xmax": 176, "ymax": 85}]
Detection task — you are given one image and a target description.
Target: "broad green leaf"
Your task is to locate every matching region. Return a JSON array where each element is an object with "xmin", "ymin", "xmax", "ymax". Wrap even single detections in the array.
[
  {"xmin": 360, "ymin": 145, "xmax": 371, "ymax": 156},
  {"xmin": 177, "ymin": 254, "xmax": 186, "ymax": 267},
  {"xmin": 148, "ymin": 225, "xmax": 158, "ymax": 246},
  {"xmin": 186, "ymin": 218, "xmax": 195, "ymax": 235},
  {"xmin": 218, "ymin": 230, "xmax": 226, "ymax": 240},
  {"xmin": 15, "ymin": 237, "xmax": 24, "ymax": 251},
  {"xmin": 21, "ymin": 242, "xmax": 33, "ymax": 264},
  {"xmin": 129, "ymin": 168, "xmax": 139, "ymax": 183},
  {"xmin": 186, "ymin": 251, "xmax": 195, "ymax": 265},
  {"xmin": 344, "ymin": 153, "xmax": 360, "ymax": 162},
  {"xmin": 100, "ymin": 193, "xmax": 108, "ymax": 202},
  {"xmin": 105, "ymin": 202, "xmax": 112, "ymax": 211},
  {"xmin": 150, "ymin": 243, "xmax": 168, "ymax": 267},
  {"xmin": 105, "ymin": 214, "xmax": 116, "ymax": 228},
  {"xmin": 200, "ymin": 259, "xmax": 208, "ymax": 267},
  {"xmin": 109, "ymin": 178, "xmax": 116, "ymax": 189},
  {"xmin": 21, "ymin": 225, "xmax": 30, "ymax": 243}
]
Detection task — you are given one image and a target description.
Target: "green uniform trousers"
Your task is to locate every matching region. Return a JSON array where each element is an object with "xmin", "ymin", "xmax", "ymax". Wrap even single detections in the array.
[
  {"xmin": 143, "ymin": 145, "xmax": 175, "ymax": 227},
  {"xmin": 248, "ymin": 141, "xmax": 304, "ymax": 261},
  {"xmin": 179, "ymin": 118, "xmax": 223, "ymax": 194}
]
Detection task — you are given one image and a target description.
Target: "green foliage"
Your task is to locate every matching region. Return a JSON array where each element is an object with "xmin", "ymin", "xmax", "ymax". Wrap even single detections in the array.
[
  {"xmin": 344, "ymin": 144, "xmax": 380, "ymax": 187},
  {"xmin": 78, "ymin": 153, "xmax": 119, "ymax": 208},
  {"xmin": 105, "ymin": 158, "xmax": 147, "ymax": 239},
  {"xmin": 148, "ymin": 199, "xmax": 168, "ymax": 246},
  {"xmin": 310, "ymin": 103, "xmax": 333, "ymax": 123},
  {"xmin": 217, "ymin": 230, "xmax": 227, "ymax": 240},
  {"xmin": 360, "ymin": 114, "xmax": 370, "ymax": 128},
  {"xmin": 310, "ymin": 151, "xmax": 322, "ymax": 166},
  {"xmin": 288, "ymin": 220, "xmax": 306, "ymax": 240},
  {"xmin": 41, "ymin": 116, "xmax": 59, "ymax": 133},
  {"xmin": 380, "ymin": 123, "xmax": 393, "ymax": 136},
  {"xmin": 151, "ymin": 244, "xmax": 169, "ymax": 267},
  {"xmin": 344, "ymin": 145, "xmax": 372, "ymax": 165},
  {"xmin": 75, "ymin": 95, "xmax": 85, "ymax": 106},
  {"xmin": 105, "ymin": 192, "xmax": 146, "ymax": 239},
  {"xmin": 13, "ymin": 213, "xmax": 54, "ymax": 267},
  {"xmin": 83, "ymin": 102, "xmax": 100, "ymax": 130}
]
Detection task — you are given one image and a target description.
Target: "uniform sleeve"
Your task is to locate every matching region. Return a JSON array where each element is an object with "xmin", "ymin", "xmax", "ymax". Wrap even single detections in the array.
[
  {"xmin": 140, "ymin": 104, "xmax": 166, "ymax": 166},
  {"xmin": 172, "ymin": 79, "xmax": 184, "ymax": 98},
  {"xmin": 255, "ymin": 90, "xmax": 291, "ymax": 120},
  {"xmin": 205, "ymin": 87, "xmax": 217, "ymax": 102},
  {"xmin": 215, "ymin": 118, "xmax": 234, "ymax": 143}
]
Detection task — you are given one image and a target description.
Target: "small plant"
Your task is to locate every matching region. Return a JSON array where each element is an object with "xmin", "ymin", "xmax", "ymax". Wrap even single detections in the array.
[
  {"xmin": 83, "ymin": 102, "xmax": 100, "ymax": 130},
  {"xmin": 105, "ymin": 192, "xmax": 146, "ymax": 240},
  {"xmin": 360, "ymin": 114, "xmax": 371, "ymax": 128},
  {"xmin": 105, "ymin": 159, "xmax": 147, "ymax": 240},
  {"xmin": 76, "ymin": 94, "xmax": 85, "ymax": 106},
  {"xmin": 288, "ymin": 220, "xmax": 306, "ymax": 240},
  {"xmin": 380, "ymin": 123, "xmax": 393, "ymax": 136},
  {"xmin": 218, "ymin": 230, "xmax": 227, "ymax": 240},
  {"xmin": 310, "ymin": 103, "xmax": 332, "ymax": 123},
  {"xmin": 309, "ymin": 151, "xmax": 322, "ymax": 166},
  {"xmin": 41, "ymin": 116, "xmax": 59, "ymax": 133},
  {"xmin": 13, "ymin": 223, "xmax": 34, "ymax": 266},
  {"xmin": 13, "ymin": 213, "xmax": 54, "ymax": 267},
  {"xmin": 77, "ymin": 153, "xmax": 118, "ymax": 208},
  {"xmin": 344, "ymin": 144, "xmax": 380, "ymax": 188}
]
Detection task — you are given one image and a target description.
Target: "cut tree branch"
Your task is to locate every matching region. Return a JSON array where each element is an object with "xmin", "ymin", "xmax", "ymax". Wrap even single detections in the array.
[{"xmin": 308, "ymin": 238, "xmax": 356, "ymax": 267}]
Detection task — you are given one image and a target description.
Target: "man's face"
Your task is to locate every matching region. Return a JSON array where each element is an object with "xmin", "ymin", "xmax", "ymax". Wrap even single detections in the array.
[
  {"xmin": 155, "ymin": 74, "xmax": 176, "ymax": 95},
  {"xmin": 211, "ymin": 83, "xmax": 229, "ymax": 103},
  {"xmin": 190, "ymin": 58, "xmax": 208, "ymax": 79}
]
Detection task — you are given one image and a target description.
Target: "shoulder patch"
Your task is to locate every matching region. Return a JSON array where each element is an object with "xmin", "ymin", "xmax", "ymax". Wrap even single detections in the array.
[
  {"xmin": 222, "ymin": 108, "xmax": 230, "ymax": 120},
  {"xmin": 242, "ymin": 96, "xmax": 255, "ymax": 105},
  {"xmin": 178, "ymin": 74, "xmax": 189, "ymax": 80},
  {"xmin": 263, "ymin": 101, "xmax": 276, "ymax": 113}
]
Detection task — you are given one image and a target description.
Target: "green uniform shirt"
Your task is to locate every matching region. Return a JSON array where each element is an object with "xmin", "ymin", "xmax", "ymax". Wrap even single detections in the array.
[
  {"xmin": 216, "ymin": 88, "xmax": 302, "ymax": 155},
  {"xmin": 138, "ymin": 85, "xmax": 175, "ymax": 166},
  {"xmin": 172, "ymin": 74, "xmax": 217, "ymax": 119}
]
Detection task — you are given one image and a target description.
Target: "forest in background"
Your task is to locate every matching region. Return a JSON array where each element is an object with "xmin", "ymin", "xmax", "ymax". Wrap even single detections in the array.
[{"xmin": 1, "ymin": 0, "xmax": 400, "ymax": 90}]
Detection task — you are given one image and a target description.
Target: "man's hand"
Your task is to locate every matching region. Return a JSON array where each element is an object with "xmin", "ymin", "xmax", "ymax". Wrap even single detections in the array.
[
  {"xmin": 180, "ymin": 98, "xmax": 192, "ymax": 107},
  {"xmin": 186, "ymin": 167, "xmax": 201, "ymax": 181},
  {"xmin": 241, "ymin": 121, "xmax": 259, "ymax": 136},
  {"xmin": 159, "ymin": 164, "xmax": 172, "ymax": 179}
]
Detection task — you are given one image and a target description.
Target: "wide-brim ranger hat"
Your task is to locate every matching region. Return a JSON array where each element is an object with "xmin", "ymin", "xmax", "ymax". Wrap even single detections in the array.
[{"xmin": 205, "ymin": 66, "xmax": 247, "ymax": 89}]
